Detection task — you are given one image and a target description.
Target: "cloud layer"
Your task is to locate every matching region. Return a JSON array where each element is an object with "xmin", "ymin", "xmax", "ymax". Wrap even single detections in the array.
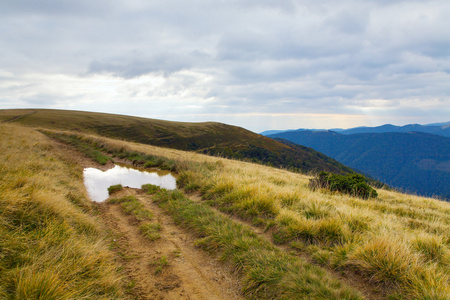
[{"xmin": 1, "ymin": 0, "xmax": 449, "ymax": 131}]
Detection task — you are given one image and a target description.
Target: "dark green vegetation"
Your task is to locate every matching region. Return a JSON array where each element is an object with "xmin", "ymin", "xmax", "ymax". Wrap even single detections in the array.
[
  {"xmin": 269, "ymin": 130, "xmax": 450, "ymax": 200},
  {"xmin": 152, "ymin": 187, "xmax": 363, "ymax": 299},
  {"xmin": 1, "ymin": 108, "xmax": 354, "ymax": 175},
  {"xmin": 309, "ymin": 172, "xmax": 378, "ymax": 199},
  {"xmin": 45, "ymin": 130, "xmax": 112, "ymax": 165}
]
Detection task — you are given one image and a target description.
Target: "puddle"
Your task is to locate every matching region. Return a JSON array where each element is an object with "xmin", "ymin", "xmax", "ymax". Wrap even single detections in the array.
[{"xmin": 83, "ymin": 164, "xmax": 177, "ymax": 202}]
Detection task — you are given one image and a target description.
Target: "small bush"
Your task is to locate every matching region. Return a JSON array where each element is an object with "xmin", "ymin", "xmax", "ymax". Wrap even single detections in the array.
[{"xmin": 309, "ymin": 172, "xmax": 378, "ymax": 199}]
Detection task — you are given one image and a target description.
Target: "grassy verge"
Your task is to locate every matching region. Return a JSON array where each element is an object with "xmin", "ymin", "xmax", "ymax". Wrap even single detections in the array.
[
  {"xmin": 177, "ymin": 163, "xmax": 450, "ymax": 299},
  {"xmin": 153, "ymin": 187, "xmax": 362, "ymax": 299},
  {"xmin": 0, "ymin": 124, "xmax": 125, "ymax": 299},
  {"xmin": 43, "ymin": 131, "xmax": 112, "ymax": 165},
  {"xmin": 42, "ymin": 130, "xmax": 177, "ymax": 171}
]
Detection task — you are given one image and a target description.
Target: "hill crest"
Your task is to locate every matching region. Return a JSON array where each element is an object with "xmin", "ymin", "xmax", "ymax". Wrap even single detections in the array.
[{"xmin": 0, "ymin": 108, "xmax": 354, "ymax": 175}]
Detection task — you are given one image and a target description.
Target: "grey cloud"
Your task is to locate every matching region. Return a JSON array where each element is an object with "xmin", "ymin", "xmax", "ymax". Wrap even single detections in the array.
[
  {"xmin": 1, "ymin": 0, "xmax": 449, "ymax": 131},
  {"xmin": 88, "ymin": 51, "xmax": 211, "ymax": 78},
  {"xmin": 0, "ymin": 0, "xmax": 117, "ymax": 17}
]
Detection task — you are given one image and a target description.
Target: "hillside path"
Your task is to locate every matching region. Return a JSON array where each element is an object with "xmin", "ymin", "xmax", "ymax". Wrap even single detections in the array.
[{"xmin": 98, "ymin": 189, "xmax": 243, "ymax": 300}]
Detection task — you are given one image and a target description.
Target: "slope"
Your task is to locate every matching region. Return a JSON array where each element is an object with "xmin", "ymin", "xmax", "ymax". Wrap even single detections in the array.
[
  {"xmin": 57, "ymin": 129, "xmax": 450, "ymax": 299},
  {"xmin": 269, "ymin": 130, "xmax": 450, "ymax": 199},
  {"xmin": 0, "ymin": 108, "xmax": 354, "ymax": 175}
]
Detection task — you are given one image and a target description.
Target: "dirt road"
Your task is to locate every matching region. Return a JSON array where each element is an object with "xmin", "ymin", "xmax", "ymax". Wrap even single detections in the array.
[{"xmin": 98, "ymin": 189, "xmax": 243, "ymax": 300}]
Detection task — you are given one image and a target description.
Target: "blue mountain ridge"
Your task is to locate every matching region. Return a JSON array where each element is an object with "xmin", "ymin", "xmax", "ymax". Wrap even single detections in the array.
[
  {"xmin": 267, "ymin": 126, "xmax": 450, "ymax": 200},
  {"xmin": 261, "ymin": 121, "xmax": 450, "ymax": 137}
]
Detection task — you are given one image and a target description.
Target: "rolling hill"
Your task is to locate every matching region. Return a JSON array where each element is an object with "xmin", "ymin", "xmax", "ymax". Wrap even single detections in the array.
[
  {"xmin": 269, "ymin": 130, "xmax": 450, "ymax": 199},
  {"xmin": 0, "ymin": 108, "xmax": 354, "ymax": 175}
]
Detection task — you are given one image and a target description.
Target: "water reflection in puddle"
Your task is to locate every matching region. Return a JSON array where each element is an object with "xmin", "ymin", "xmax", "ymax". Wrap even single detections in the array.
[{"xmin": 84, "ymin": 164, "xmax": 177, "ymax": 202}]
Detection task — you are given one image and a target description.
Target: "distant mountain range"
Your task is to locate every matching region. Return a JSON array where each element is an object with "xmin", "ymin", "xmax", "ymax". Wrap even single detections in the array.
[
  {"xmin": 261, "ymin": 122, "xmax": 450, "ymax": 137},
  {"xmin": 267, "ymin": 122, "xmax": 450, "ymax": 199}
]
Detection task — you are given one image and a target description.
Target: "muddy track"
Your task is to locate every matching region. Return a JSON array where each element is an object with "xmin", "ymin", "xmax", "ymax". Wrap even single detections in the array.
[
  {"xmin": 98, "ymin": 189, "xmax": 243, "ymax": 300},
  {"xmin": 49, "ymin": 135, "xmax": 242, "ymax": 299},
  {"xmin": 1, "ymin": 109, "xmax": 37, "ymax": 123}
]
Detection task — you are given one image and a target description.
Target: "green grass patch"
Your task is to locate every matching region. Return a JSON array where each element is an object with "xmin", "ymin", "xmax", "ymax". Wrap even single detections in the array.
[
  {"xmin": 44, "ymin": 130, "xmax": 179, "ymax": 172},
  {"xmin": 151, "ymin": 256, "xmax": 169, "ymax": 275},
  {"xmin": 139, "ymin": 222, "xmax": 162, "ymax": 241},
  {"xmin": 108, "ymin": 196, "xmax": 153, "ymax": 221},
  {"xmin": 43, "ymin": 132, "xmax": 112, "ymax": 165},
  {"xmin": 108, "ymin": 184, "xmax": 123, "ymax": 195},
  {"xmin": 141, "ymin": 183, "xmax": 160, "ymax": 195}
]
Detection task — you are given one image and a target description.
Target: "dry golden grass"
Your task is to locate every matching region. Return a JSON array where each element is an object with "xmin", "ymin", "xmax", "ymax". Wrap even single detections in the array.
[
  {"xmin": 0, "ymin": 124, "xmax": 125, "ymax": 299},
  {"xmin": 76, "ymin": 131, "xmax": 450, "ymax": 299},
  {"xmin": 7, "ymin": 127, "xmax": 447, "ymax": 299}
]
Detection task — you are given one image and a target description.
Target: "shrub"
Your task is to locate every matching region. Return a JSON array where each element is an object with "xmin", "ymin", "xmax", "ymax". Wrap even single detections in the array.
[{"xmin": 309, "ymin": 172, "xmax": 377, "ymax": 199}]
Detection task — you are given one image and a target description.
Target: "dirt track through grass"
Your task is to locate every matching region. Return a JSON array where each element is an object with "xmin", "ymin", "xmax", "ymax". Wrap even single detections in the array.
[
  {"xmin": 99, "ymin": 189, "xmax": 243, "ymax": 300},
  {"xmin": 185, "ymin": 192, "xmax": 381, "ymax": 300}
]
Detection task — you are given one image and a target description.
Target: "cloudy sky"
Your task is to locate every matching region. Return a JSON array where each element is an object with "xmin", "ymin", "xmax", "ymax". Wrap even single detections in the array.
[{"xmin": 1, "ymin": 0, "xmax": 449, "ymax": 132}]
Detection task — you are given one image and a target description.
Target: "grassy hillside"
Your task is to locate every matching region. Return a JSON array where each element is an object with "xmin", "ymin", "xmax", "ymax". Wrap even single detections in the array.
[
  {"xmin": 52, "ymin": 130, "xmax": 450, "ymax": 299},
  {"xmin": 0, "ymin": 108, "xmax": 354, "ymax": 175},
  {"xmin": 0, "ymin": 124, "xmax": 125, "ymax": 299},
  {"xmin": 1, "ymin": 121, "xmax": 449, "ymax": 299}
]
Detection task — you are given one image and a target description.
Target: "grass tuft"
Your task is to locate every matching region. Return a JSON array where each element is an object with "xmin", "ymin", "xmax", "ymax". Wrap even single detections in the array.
[
  {"xmin": 109, "ymin": 195, "xmax": 153, "ymax": 221},
  {"xmin": 139, "ymin": 222, "xmax": 162, "ymax": 241},
  {"xmin": 108, "ymin": 184, "xmax": 123, "ymax": 195}
]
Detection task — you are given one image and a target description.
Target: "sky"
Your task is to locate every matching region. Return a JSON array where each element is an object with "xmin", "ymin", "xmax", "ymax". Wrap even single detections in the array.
[{"xmin": 1, "ymin": 0, "xmax": 449, "ymax": 132}]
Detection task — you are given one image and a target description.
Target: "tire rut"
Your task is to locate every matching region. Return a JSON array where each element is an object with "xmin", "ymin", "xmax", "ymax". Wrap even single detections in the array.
[{"xmin": 98, "ymin": 188, "xmax": 243, "ymax": 300}]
